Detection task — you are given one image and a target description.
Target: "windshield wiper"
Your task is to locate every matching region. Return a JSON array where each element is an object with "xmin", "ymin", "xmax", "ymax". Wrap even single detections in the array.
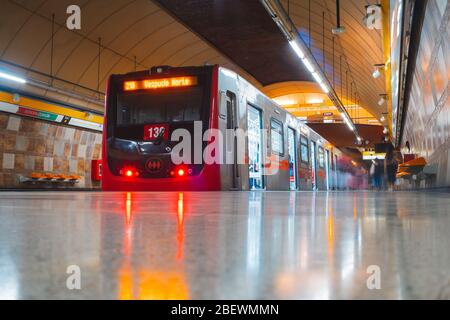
[{"xmin": 153, "ymin": 129, "xmax": 165, "ymax": 145}]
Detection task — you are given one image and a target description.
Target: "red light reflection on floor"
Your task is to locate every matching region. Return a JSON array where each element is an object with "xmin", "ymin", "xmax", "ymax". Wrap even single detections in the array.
[{"xmin": 177, "ymin": 192, "xmax": 185, "ymax": 261}]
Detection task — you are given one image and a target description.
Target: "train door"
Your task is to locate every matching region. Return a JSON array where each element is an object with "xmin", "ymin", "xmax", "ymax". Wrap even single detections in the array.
[
  {"xmin": 287, "ymin": 127, "xmax": 297, "ymax": 190},
  {"xmin": 325, "ymin": 149, "xmax": 330, "ymax": 190},
  {"xmin": 310, "ymin": 141, "xmax": 317, "ymax": 190},
  {"xmin": 247, "ymin": 105, "xmax": 264, "ymax": 190}
]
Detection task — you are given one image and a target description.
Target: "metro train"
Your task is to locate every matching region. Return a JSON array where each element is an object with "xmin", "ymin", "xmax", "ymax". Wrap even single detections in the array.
[{"xmin": 102, "ymin": 65, "xmax": 354, "ymax": 191}]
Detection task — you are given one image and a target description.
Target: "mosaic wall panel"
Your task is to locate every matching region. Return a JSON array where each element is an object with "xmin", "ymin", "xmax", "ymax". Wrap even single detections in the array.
[
  {"xmin": 0, "ymin": 112, "xmax": 102, "ymax": 189},
  {"xmin": 401, "ymin": 0, "xmax": 450, "ymax": 187}
]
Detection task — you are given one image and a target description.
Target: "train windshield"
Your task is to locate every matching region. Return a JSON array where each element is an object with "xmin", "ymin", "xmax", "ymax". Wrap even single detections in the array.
[{"xmin": 116, "ymin": 86, "xmax": 204, "ymax": 127}]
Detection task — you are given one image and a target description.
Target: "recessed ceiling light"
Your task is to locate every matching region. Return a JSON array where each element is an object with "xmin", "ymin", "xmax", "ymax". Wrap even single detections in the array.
[{"xmin": 306, "ymin": 98, "xmax": 324, "ymax": 104}]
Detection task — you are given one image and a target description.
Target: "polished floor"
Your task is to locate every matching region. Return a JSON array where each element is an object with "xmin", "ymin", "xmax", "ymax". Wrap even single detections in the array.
[{"xmin": 0, "ymin": 191, "xmax": 449, "ymax": 299}]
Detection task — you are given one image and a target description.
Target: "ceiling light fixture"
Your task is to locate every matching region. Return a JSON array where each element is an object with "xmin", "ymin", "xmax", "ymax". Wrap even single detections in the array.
[
  {"xmin": 289, "ymin": 41, "xmax": 305, "ymax": 59},
  {"xmin": 261, "ymin": 0, "xmax": 359, "ymax": 138},
  {"xmin": 289, "ymin": 40, "xmax": 329, "ymax": 93},
  {"xmin": 0, "ymin": 71, "xmax": 27, "ymax": 84},
  {"xmin": 306, "ymin": 98, "xmax": 324, "ymax": 104},
  {"xmin": 372, "ymin": 63, "xmax": 385, "ymax": 79},
  {"xmin": 372, "ymin": 68, "xmax": 381, "ymax": 79},
  {"xmin": 301, "ymin": 55, "xmax": 315, "ymax": 73},
  {"xmin": 378, "ymin": 94, "xmax": 388, "ymax": 106},
  {"xmin": 332, "ymin": 0, "xmax": 346, "ymax": 34}
]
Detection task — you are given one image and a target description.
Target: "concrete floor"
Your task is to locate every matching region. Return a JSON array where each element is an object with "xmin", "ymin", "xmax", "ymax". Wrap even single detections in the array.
[{"xmin": 0, "ymin": 191, "xmax": 449, "ymax": 299}]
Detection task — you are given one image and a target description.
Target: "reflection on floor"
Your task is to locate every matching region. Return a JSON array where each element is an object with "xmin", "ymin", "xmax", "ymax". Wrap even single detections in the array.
[{"xmin": 0, "ymin": 191, "xmax": 449, "ymax": 299}]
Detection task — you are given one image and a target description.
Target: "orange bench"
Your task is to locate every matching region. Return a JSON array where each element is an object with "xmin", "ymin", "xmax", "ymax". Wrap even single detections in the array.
[
  {"xmin": 397, "ymin": 157, "xmax": 427, "ymax": 178},
  {"xmin": 27, "ymin": 172, "xmax": 81, "ymax": 182}
]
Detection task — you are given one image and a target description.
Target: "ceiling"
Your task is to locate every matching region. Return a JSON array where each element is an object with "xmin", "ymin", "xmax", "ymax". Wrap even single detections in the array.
[
  {"xmin": 155, "ymin": 0, "xmax": 388, "ymax": 121},
  {"xmin": 154, "ymin": 0, "xmax": 314, "ymax": 84},
  {"xmin": 289, "ymin": 0, "xmax": 387, "ymax": 120},
  {"xmin": 0, "ymin": 0, "xmax": 388, "ymax": 130},
  {"xmin": 261, "ymin": 81, "xmax": 380, "ymax": 125},
  {"xmin": 0, "ymin": 0, "xmax": 259, "ymax": 112},
  {"xmin": 307, "ymin": 123, "xmax": 385, "ymax": 148}
]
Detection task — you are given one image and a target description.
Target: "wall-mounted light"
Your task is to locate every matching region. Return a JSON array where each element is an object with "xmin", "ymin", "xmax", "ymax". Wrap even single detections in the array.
[
  {"xmin": 84, "ymin": 112, "xmax": 94, "ymax": 120},
  {"xmin": 372, "ymin": 63, "xmax": 385, "ymax": 79},
  {"xmin": 378, "ymin": 94, "xmax": 388, "ymax": 106},
  {"xmin": 12, "ymin": 93, "xmax": 20, "ymax": 103}
]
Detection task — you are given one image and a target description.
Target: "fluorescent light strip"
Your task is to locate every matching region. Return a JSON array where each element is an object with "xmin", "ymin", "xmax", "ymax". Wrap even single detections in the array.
[
  {"xmin": 319, "ymin": 81, "xmax": 329, "ymax": 94},
  {"xmin": 289, "ymin": 41, "xmax": 305, "ymax": 59},
  {"xmin": 343, "ymin": 116, "xmax": 354, "ymax": 131},
  {"xmin": 302, "ymin": 58, "xmax": 315, "ymax": 73},
  {"xmin": 0, "ymin": 71, "xmax": 26, "ymax": 84},
  {"xmin": 311, "ymin": 71, "xmax": 322, "ymax": 83}
]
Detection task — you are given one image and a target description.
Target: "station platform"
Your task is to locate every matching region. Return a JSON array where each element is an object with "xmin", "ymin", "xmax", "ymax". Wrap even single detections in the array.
[{"xmin": 0, "ymin": 190, "xmax": 449, "ymax": 299}]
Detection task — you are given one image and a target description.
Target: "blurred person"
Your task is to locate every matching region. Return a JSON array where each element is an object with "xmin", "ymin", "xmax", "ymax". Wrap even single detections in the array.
[
  {"xmin": 385, "ymin": 147, "xmax": 398, "ymax": 191},
  {"xmin": 373, "ymin": 159, "xmax": 383, "ymax": 190},
  {"xmin": 369, "ymin": 160, "xmax": 376, "ymax": 189}
]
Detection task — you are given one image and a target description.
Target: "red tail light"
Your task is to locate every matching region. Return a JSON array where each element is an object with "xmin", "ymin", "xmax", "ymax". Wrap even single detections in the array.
[
  {"xmin": 170, "ymin": 166, "xmax": 190, "ymax": 178},
  {"xmin": 120, "ymin": 167, "xmax": 139, "ymax": 177}
]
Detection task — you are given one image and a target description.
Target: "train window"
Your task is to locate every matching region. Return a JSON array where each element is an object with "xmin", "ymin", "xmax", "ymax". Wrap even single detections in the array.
[
  {"xmin": 270, "ymin": 118, "xmax": 284, "ymax": 156},
  {"xmin": 226, "ymin": 91, "xmax": 236, "ymax": 130},
  {"xmin": 318, "ymin": 146, "xmax": 325, "ymax": 168},
  {"xmin": 300, "ymin": 135, "xmax": 309, "ymax": 163},
  {"xmin": 116, "ymin": 86, "xmax": 204, "ymax": 127}
]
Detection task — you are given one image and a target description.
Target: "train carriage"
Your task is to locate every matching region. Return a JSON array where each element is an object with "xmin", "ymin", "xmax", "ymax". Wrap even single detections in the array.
[{"xmin": 102, "ymin": 65, "xmax": 345, "ymax": 191}]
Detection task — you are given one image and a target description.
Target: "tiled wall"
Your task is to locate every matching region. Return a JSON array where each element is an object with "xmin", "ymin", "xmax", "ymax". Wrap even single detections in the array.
[
  {"xmin": 401, "ymin": 0, "xmax": 450, "ymax": 187},
  {"xmin": 0, "ymin": 112, "xmax": 102, "ymax": 189}
]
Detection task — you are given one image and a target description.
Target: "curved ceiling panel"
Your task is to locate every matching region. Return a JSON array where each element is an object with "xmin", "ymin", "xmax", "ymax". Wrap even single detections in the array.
[
  {"xmin": 0, "ymin": 0, "xmax": 259, "ymax": 111},
  {"xmin": 283, "ymin": 0, "xmax": 387, "ymax": 120},
  {"xmin": 0, "ymin": 0, "xmax": 387, "ymax": 122}
]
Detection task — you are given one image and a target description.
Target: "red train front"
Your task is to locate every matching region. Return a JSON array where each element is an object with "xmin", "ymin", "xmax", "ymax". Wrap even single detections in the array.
[{"xmin": 101, "ymin": 65, "xmax": 221, "ymax": 191}]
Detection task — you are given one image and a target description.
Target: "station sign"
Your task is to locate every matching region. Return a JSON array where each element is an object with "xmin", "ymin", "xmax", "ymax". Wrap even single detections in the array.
[
  {"xmin": 0, "ymin": 100, "xmax": 102, "ymax": 132},
  {"xmin": 362, "ymin": 150, "xmax": 386, "ymax": 160},
  {"xmin": 17, "ymin": 106, "xmax": 59, "ymax": 121}
]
